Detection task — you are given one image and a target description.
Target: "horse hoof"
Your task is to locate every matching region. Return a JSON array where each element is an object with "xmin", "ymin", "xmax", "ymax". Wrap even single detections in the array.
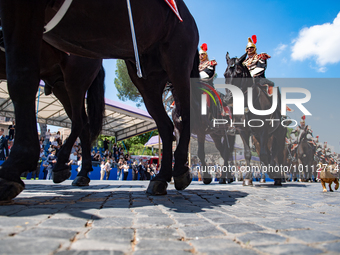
[
  {"xmin": 72, "ymin": 176, "xmax": 90, "ymax": 186},
  {"xmin": 203, "ymin": 178, "xmax": 212, "ymax": 185},
  {"xmin": 260, "ymin": 179, "xmax": 266, "ymax": 183},
  {"xmin": 243, "ymin": 179, "xmax": 253, "ymax": 186},
  {"xmin": 53, "ymin": 170, "xmax": 71, "ymax": 184},
  {"xmin": 174, "ymin": 171, "xmax": 192, "ymax": 190},
  {"xmin": 0, "ymin": 178, "xmax": 25, "ymax": 202},
  {"xmin": 146, "ymin": 180, "xmax": 168, "ymax": 195},
  {"xmin": 274, "ymin": 179, "xmax": 282, "ymax": 186},
  {"xmin": 219, "ymin": 178, "xmax": 226, "ymax": 184},
  {"xmin": 227, "ymin": 178, "xmax": 234, "ymax": 184}
]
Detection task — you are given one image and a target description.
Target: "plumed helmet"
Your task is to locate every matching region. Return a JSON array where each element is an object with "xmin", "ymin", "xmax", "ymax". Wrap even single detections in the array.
[
  {"xmin": 300, "ymin": 115, "xmax": 306, "ymax": 125},
  {"xmin": 246, "ymin": 35, "xmax": 257, "ymax": 52},
  {"xmin": 199, "ymin": 43, "xmax": 208, "ymax": 55}
]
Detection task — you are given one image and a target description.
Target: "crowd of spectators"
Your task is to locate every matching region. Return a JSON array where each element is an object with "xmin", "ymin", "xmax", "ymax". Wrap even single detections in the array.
[
  {"xmin": 2, "ymin": 125, "xmax": 159, "ymax": 181},
  {"xmin": 34, "ymin": 136, "xmax": 159, "ymax": 181},
  {"xmin": 94, "ymin": 140, "xmax": 159, "ymax": 181}
]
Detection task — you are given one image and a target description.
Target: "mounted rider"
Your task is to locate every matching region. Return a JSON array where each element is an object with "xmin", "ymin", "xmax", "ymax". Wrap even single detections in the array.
[
  {"xmin": 290, "ymin": 115, "xmax": 314, "ymax": 155},
  {"xmin": 242, "ymin": 35, "xmax": 274, "ymax": 95},
  {"xmin": 199, "ymin": 43, "xmax": 217, "ymax": 83},
  {"xmin": 199, "ymin": 43, "xmax": 231, "ymax": 119}
]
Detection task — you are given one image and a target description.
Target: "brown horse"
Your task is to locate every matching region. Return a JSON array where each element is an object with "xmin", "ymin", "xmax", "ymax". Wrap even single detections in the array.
[
  {"xmin": 0, "ymin": 0, "xmax": 199, "ymax": 200},
  {"xmin": 0, "ymin": 38, "xmax": 105, "ymax": 188}
]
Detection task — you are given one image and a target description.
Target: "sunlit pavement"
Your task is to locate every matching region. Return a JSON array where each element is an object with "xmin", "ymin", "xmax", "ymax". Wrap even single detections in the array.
[{"xmin": 0, "ymin": 180, "xmax": 339, "ymax": 255}]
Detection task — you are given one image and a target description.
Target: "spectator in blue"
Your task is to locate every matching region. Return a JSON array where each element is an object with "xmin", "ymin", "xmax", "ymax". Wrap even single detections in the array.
[
  {"xmin": 0, "ymin": 128, "xmax": 9, "ymax": 161},
  {"xmin": 114, "ymin": 151, "xmax": 120, "ymax": 163},
  {"xmin": 46, "ymin": 149, "xmax": 57, "ymax": 180},
  {"xmin": 138, "ymin": 161, "xmax": 146, "ymax": 180}
]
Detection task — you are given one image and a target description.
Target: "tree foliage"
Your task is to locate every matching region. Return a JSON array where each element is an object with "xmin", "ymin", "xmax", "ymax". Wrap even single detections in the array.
[
  {"xmin": 114, "ymin": 59, "xmax": 143, "ymax": 107},
  {"xmin": 95, "ymin": 130, "xmax": 159, "ymax": 156}
]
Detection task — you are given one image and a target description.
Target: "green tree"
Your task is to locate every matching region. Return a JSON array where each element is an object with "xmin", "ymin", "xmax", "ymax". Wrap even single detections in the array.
[
  {"xmin": 114, "ymin": 59, "xmax": 143, "ymax": 107},
  {"xmin": 94, "ymin": 130, "xmax": 159, "ymax": 156}
]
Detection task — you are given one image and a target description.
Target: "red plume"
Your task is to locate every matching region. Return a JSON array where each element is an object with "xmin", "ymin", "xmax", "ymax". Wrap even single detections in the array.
[
  {"xmin": 302, "ymin": 115, "xmax": 306, "ymax": 120},
  {"xmin": 201, "ymin": 43, "xmax": 208, "ymax": 52},
  {"xmin": 316, "ymin": 136, "xmax": 319, "ymax": 138},
  {"xmin": 251, "ymin": 35, "xmax": 257, "ymax": 44}
]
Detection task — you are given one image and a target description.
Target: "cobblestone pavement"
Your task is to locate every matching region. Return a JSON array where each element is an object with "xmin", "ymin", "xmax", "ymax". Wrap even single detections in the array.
[{"xmin": 0, "ymin": 180, "xmax": 339, "ymax": 255}]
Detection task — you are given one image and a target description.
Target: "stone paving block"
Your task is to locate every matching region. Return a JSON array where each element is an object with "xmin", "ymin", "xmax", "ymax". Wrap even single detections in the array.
[
  {"xmin": 87, "ymin": 228, "xmax": 134, "ymax": 241},
  {"xmin": 92, "ymin": 217, "xmax": 133, "ymax": 228},
  {"xmin": 195, "ymin": 247, "xmax": 260, "ymax": 255},
  {"xmin": 11, "ymin": 208, "xmax": 59, "ymax": 219},
  {"xmin": 51, "ymin": 208, "xmax": 100, "ymax": 220},
  {"xmin": 134, "ymin": 217, "xmax": 174, "ymax": 227},
  {"xmin": 56, "ymin": 250, "xmax": 124, "ymax": 255},
  {"xmin": 180, "ymin": 224, "xmax": 226, "ymax": 238},
  {"xmin": 133, "ymin": 250, "xmax": 192, "ymax": 255},
  {"xmin": 0, "ymin": 229, "xmax": 22, "ymax": 238},
  {"xmin": 255, "ymin": 243, "xmax": 324, "ymax": 255},
  {"xmin": 133, "ymin": 208, "xmax": 169, "ymax": 217},
  {"xmin": 70, "ymin": 239, "xmax": 132, "ymax": 253},
  {"xmin": 136, "ymin": 228, "xmax": 181, "ymax": 240},
  {"xmin": 39, "ymin": 218, "xmax": 88, "ymax": 229},
  {"xmin": 135, "ymin": 239, "xmax": 192, "ymax": 250},
  {"xmin": 283, "ymin": 229, "xmax": 340, "ymax": 243},
  {"xmin": 237, "ymin": 232, "xmax": 287, "ymax": 246},
  {"xmin": 0, "ymin": 205, "xmax": 30, "ymax": 216},
  {"xmin": 0, "ymin": 238, "xmax": 61, "ymax": 254},
  {"xmin": 0, "ymin": 217, "xmax": 40, "ymax": 228},
  {"xmin": 219, "ymin": 223, "xmax": 265, "ymax": 234},
  {"xmin": 98, "ymin": 208, "xmax": 135, "ymax": 218},
  {"xmin": 189, "ymin": 238, "xmax": 239, "ymax": 250},
  {"xmin": 320, "ymin": 242, "xmax": 340, "ymax": 253},
  {"xmin": 257, "ymin": 220, "xmax": 310, "ymax": 231},
  {"xmin": 16, "ymin": 227, "xmax": 78, "ymax": 240},
  {"xmin": 173, "ymin": 217, "xmax": 210, "ymax": 226}
]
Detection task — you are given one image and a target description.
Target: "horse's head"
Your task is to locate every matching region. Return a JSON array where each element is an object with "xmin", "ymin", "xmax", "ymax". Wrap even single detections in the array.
[{"xmin": 224, "ymin": 52, "xmax": 250, "ymax": 92}]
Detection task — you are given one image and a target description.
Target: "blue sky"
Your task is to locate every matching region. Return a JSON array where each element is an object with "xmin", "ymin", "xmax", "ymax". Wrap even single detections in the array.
[{"xmin": 68, "ymin": 0, "xmax": 340, "ymax": 151}]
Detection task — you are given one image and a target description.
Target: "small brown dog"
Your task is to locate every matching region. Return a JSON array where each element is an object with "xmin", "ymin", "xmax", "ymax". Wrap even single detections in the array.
[{"xmin": 319, "ymin": 164, "xmax": 339, "ymax": 192}]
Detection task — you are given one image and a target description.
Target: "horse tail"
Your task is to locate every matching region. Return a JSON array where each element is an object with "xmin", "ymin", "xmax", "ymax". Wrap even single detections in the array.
[
  {"xmin": 87, "ymin": 65, "xmax": 105, "ymax": 143},
  {"xmin": 190, "ymin": 50, "xmax": 200, "ymax": 78}
]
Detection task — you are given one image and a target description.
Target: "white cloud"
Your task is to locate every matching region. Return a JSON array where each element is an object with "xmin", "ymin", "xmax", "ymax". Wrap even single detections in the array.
[
  {"xmin": 291, "ymin": 12, "xmax": 340, "ymax": 67},
  {"xmin": 274, "ymin": 43, "xmax": 288, "ymax": 56},
  {"xmin": 309, "ymin": 64, "xmax": 327, "ymax": 73}
]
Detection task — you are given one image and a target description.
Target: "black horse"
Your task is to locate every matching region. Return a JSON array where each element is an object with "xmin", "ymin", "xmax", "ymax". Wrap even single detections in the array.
[
  {"xmin": 0, "ymin": 0, "xmax": 199, "ymax": 200},
  {"xmin": 224, "ymin": 53, "xmax": 286, "ymax": 186},
  {"xmin": 297, "ymin": 125, "xmax": 315, "ymax": 182},
  {"xmin": 172, "ymin": 82, "xmax": 235, "ymax": 184},
  {"xmin": 0, "ymin": 39, "xmax": 105, "ymax": 188}
]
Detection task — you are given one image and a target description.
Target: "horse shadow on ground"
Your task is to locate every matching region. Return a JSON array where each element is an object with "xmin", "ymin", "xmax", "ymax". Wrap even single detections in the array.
[{"xmin": 0, "ymin": 184, "xmax": 249, "ymax": 220}]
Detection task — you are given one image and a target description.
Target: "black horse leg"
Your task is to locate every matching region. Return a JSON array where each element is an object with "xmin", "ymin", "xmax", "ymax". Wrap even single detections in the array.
[
  {"xmin": 0, "ymin": 1, "xmax": 45, "ymax": 201},
  {"xmin": 52, "ymin": 58, "xmax": 101, "ymax": 183},
  {"xmin": 197, "ymin": 133, "xmax": 211, "ymax": 184},
  {"xmin": 72, "ymin": 116, "xmax": 92, "ymax": 186},
  {"xmin": 161, "ymin": 25, "xmax": 198, "ymax": 191},
  {"xmin": 210, "ymin": 133, "xmax": 235, "ymax": 184},
  {"xmin": 125, "ymin": 61, "xmax": 172, "ymax": 195},
  {"xmin": 51, "ymin": 81, "xmax": 90, "ymax": 186},
  {"xmin": 239, "ymin": 128, "xmax": 252, "ymax": 186}
]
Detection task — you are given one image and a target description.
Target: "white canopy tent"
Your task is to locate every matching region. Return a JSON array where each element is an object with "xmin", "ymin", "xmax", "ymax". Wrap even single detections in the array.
[{"xmin": 0, "ymin": 80, "xmax": 157, "ymax": 141}]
